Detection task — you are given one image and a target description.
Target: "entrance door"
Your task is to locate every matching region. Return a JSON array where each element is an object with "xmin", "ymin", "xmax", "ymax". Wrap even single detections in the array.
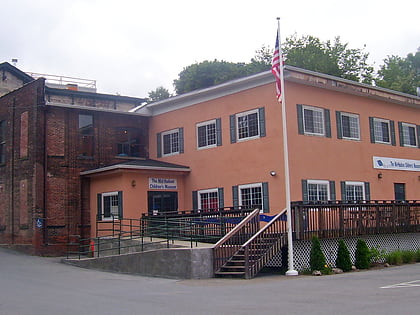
[
  {"xmin": 148, "ymin": 191, "xmax": 178, "ymax": 215},
  {"xmin": 394, "ymin": 183, "xmax": 406, "ymax": 201}
]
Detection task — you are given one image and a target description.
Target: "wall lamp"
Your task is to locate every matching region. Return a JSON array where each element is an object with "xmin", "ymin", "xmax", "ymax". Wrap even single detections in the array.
[
  {"xmin": 270, "ymin": 171, "xmax": 277, "ymax": 177},
  {"xmin": 378, "ymin": 173, "xmax": 383, "ymax": 179},
  {"xmin": 131, "ymin": 180, "xmax": 136, "ymax": 187}
]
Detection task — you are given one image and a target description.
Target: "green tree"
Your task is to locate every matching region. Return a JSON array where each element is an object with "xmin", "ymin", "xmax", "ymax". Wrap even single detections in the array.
[
  {"xmin": 355, "ymin": 239, "xmax": 370, "ymax": 269},
  {"xmin": 148, "ymin": 86, "xmax": 171, "ymax": 102},
  {"xmin": 376, "ymin": 50, "xmax": 420, "ymax": 95},
  {"xmin": 309, "ymin": 236, "xmax": 327, "ymax": 271},
  {"xmin": 283, "ymin": 34, "xmax": 374, "ymax": 84},
  {"xmin": 335, "ymin": 240, "xmax": 352, "ymax": 272}
]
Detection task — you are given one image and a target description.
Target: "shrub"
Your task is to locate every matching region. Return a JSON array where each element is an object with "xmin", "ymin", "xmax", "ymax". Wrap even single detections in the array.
[
  {"xmin": 385, "ymin": 250, "xmax": 403, "ymax": 265},
  {"xmin": 415, "ymin": 249, "xmax": 420, "ymax": 262},
  {"xmin": 309, "ymin": 236, "xmax": 326, "ymax": 272},
  {"xmin": 401, "ymin": 250, "xmax": 416, "ymax": 264},
  {"xmin": 369, "ymin": 246, "xmax": 386, "ymax": 264},
  {"xmin": 355, "ymin": 239, "xmax": 370, "ymax": 269},
  {"xmin": 335, "ymin": 240, "xmax": 352, "ymax": 272}
]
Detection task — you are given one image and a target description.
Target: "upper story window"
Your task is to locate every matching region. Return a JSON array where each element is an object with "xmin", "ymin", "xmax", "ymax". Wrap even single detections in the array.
[
  {"xmin": 197, "ymin": 118, "xmax": 221, "ymax": 149},
  {"xmin": 78, "ymin": 114, "xmax": 94, "ymax": 157},
  {"xmin": 341, "ymin": 181, "xmax": 370, "ymax": 202},
  {"xmin": 302, "ymin": 179, "xmax": 336, "ymax": 202},
  {"xmin": 116, "ymin": 127, "xmax": 145, "ymax": 158},
  {"xmin": 0, "ymin": 120, "xmax": 5, "ymax": 164},
  {"xmin": 398, "ymin": 122, "xmax": 419, "ymax": 148},
  {"xmin": 230, "ymin": 108, "xmax": 266, "ymax": 143},
  {"xmin": 369, "ymin": 117, "xmax": 396, "ymax": 145},
  {"xmin": 297, "ymin": 104, "xmax": 331, "ymax": 137},
  {"xmin": 336, "ymin": 111, "xmax": 360, "ymax": 140},
  {"xmin": 157, "ymin": 128, "xmax": 184, "ymax": 157}
]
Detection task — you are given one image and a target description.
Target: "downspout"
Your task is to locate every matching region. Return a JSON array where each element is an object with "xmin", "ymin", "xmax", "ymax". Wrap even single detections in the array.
[
  {"xmin": 10, "ymin": 98, "xmax": 16, "ymax": 243},
  {"xmin": 42, "ymin": 104, "xmax": 48, "ymax": 245}
]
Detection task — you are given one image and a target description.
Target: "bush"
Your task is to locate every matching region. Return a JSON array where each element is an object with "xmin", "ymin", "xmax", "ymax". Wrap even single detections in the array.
[
  {"xmin": 355, "ymin": 239, "xmax": 370, "ymax": 269},
  {"xmin": 401, "ymin": 250, "xmax": 416, "ymax": 264},
  {"xmin": 309, "ymin": 236, "xmax": 327, "ymax": 272},
  {"xmin": 335, "ymin": 240, "xmax": 352, "ymax": 272},
  {"xmin": 385, "ymin": 250, "xmax": 403, "ymax": 265},
  {"xmin": 369, "ymin": 246, "xmax": 386, "ymax": 264},
  {"xmin": 415, "ymin": 249, "xmax": 420, "ymax": 262}
]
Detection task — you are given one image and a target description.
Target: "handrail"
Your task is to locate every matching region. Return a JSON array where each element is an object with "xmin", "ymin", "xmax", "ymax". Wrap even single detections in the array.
[
  {"xmin": 213, "ymin": 208, "xmax": 260, "ymax": 249},
  {"xmin": 242, "ymin": 208, "xmax": 287, "ymax": 247}
]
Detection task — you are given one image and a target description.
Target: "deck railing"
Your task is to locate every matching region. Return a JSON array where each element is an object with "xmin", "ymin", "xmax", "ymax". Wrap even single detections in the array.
[{"xmin": 291, "ymin": 200, "xmax": 420, "ymax": 240}]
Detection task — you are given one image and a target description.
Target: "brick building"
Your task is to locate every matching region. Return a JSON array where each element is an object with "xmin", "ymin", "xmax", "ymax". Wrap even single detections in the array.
[{"xmin": 0, "ymin": 62, "xmax": 148, "ymax": 254}]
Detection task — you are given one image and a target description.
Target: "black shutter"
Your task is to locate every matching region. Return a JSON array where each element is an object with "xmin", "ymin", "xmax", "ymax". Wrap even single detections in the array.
[
  {"xmin": 262, "ymin": 182, "xmax": 269, "ymax": 213},
  {"xmin": 364, "ymin": 182, "xmax": 371, "ymax": 201},
  {"xmin": 216, "ymin": 118, "xmax": 222, "ymax": 146},
  {"xmin": 297, "ymin": 104, "xmax": 304, "ymax": 135},
  {"xmin": 417, "ymin": 125, "xmax": 420, "ymax": 148},
  {"xmin": 340, "ymin": 181, "xmax": 346, "ymax": 201},
  {"xmin": 336, "ymin": 111, "xmax": 343, "ymax": 139},
  {"xmin": 218, "ymin": 187, "xmax": 224, "ymax": 209},
  {"xmin": 398, "ymin": 122, "xmax": 404, "ymax": 146},
  {"xmin": 390, "ymin": 120, "xmax": 396, "ymax": 146},
  {"xmin": 301, "ymin": 180, "xmax": 308, "ymax": 202},
  {"xmin": 157, "ymin": 132, "xmax": 162, "ymax": 157},
  {"xmin": 97, "ymin": 193, "xmax": 102, "ymax": 221},
  {"xmin": 369, "ymin": 117, "xmax": 375, "ymax": 143},
  {"xmin": 324, "ymin": 109, "xmax": 331, "ymax": 138},
  {"xmin": 118, "ymin": 191, "xmax": 123, "ymax": 218},
  {"xmin": 178, "ymin": 127, "xmax": 184, "ymax": 153},
  {"xmin": 230, "ymin": 114, "xmax": 236, "ymax": 143},
  {"xmin": 258, "ymin": 107, "xmax": 266, "ymax": 137},
  {"xmin": 192, "ymin": 191, "xmax": 198, "ymax": 210},
  {"xmin": 329, "ymin": 181, "xmax": 336, "ymax": 201},
  {"xmin": 232, "ymin": 185, "xmax": 239, "ymax": 208}
]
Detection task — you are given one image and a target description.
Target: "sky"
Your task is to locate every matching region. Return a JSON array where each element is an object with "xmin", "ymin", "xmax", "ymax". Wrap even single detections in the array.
[{"xmin": 1, "ymin": 0, "xmax": 419, "ymax": 98}]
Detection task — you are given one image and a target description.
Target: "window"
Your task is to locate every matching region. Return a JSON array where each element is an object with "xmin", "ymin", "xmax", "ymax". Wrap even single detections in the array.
[
  {"xmin": 193, "ymin": 188, "xmax": 224, "ymax": 211},
  {"xmin": 340, "ymin": 181, "xmax": 370, "ymax": 201},
  {"xmin": 297, "ymin": 104, "xmax": 331, "ymax": 137},
  {"xmin": 398, "ymin": 122, "xmax": 419, "ymax": 148},
  {"xmin": 336, "ymin": 112, "xmax": 360, "ymax": 140},
  {"xmin": 0, "ymin": 120, "xmax": 5, "ymax": 164},
  {"xmin": 116, "ymin": 127, "xmax": 145, "ymax": 157},
  {"xmin": 302, "ymin": 180, "xmax": 336, "ymax": 202},
  {"xmin": 97, "ymin": 191, "xmax": 123, "ymax": 220},
  {"xmin": 232, "ymin": 182, "xmax": 269, "ymax": 212},
  {"xmin": 369, "ymin": 117, "xmax": 396, "ymax": 145},
  {"xmin": 79, "ymin": 114, "xmax": 94, "ymax": 157},
  {"xmin": 157, "ymin": 128, "xmax": 184, "ymax": 157},
  {"xmin": 230, "ymin": 108, "xmax": 266, "ymax": 143},
  {"xmin": 197, "ymin": 118, "xmax": 221, "ymax": 149}
]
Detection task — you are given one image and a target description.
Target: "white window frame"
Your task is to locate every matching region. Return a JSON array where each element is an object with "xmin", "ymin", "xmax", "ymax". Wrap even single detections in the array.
[
  {"xmin": 401, "ymin": 122, "xmax": 418, "ymax": 147},
  {"xmin": 373, "ymin": 118, "xmax": 391, "ymax": 144},
  {"xmin": 161, "ymin": 128, "xmax": 180, "ymax": 156},
  {"xmin": 307, "ymin": 180, "xmax": 330, "ymax": 201},
  {"xmin": 302, "ymin": 105, "xmax": 325, "ymax": 136},
  {"xmin": 238, "ymin": 183, "xmax": 263, "ymax": 209},
  {"xmin": 236, "ymin": 109, "xmax": 260, "ymax": 141},
  {"xmin": 344, "ymin": 181, "xmax": 366, "ymax": 201},
  {"xmin": 198, "ymin": 188, "xmax": 219, "ymax": 210},
  {"xmin": 101, "ymin": 191, "xmax": 120, "ymax": 220},
  {"xmin": 197, "ymin": 119, "xmax": 217, "ymax": 149},
  {"xmin": 340, "ymin": 112, "xmax": 360, "ymax": 140}
]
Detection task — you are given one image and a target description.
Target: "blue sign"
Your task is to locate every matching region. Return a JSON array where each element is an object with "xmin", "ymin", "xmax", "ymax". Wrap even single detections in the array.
[{"xmin": 36, "ymin": 218, "xmax": 44, "ymax": 228}]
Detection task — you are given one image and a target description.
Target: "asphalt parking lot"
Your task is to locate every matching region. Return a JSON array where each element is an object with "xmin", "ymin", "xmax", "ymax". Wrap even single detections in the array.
[{"xmin": 0, "ymin": 247, "xmax": 419, "ymax": 315}]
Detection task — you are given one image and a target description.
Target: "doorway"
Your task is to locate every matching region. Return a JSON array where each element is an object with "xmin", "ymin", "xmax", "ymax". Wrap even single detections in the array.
[
  {"xmin": 148, "ymin": 191, "xmax": 178, "ymax": 215},
  {"xmin": 394, "ymin": 183, "xmax": 406, "ymax": 201}
]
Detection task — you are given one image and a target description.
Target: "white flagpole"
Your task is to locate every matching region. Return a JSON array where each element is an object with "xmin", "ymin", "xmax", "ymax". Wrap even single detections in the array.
[{"xmin": 277, "ymin": 17, "xmax": 298, "ymax": 276}]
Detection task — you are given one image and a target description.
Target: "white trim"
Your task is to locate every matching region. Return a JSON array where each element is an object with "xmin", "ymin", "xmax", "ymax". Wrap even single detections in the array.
[
  {"xmin": 340, "ymin": 112, "xmax": 360, "ymax": 140},
  {"xmin": 238, "ymin": 183, "xmax": 263, "ymax": 208},
  {"xmin": 344, "ymin": 181, "xmax": 366, "ymax": 201},
  {"xmin": 373, "ymin": 118, "xmax": 391, "ymax": 144},
  {"xmin": 197, "ymin": 188, "xmax": 219, "ymax": 210},
  {"xmin": 302, "ymin": 105, "xmax": 325, "ymax": 136},
  {"xmin": 236, "ymin": 109, "xmax": 260, "ymax": 141},
  {"xmin": 196, "ymin": 119, "xmax": 217, "ymax": 150},
  {"xmin": 401, "ymin": 122, "xmax": 418, "ymax": 147},
  {"xmin": 101, "ymin": 191, "xmax": 119, "ymax": 221},
  {"xmin": 80, "ymin": 164, "xmax": 190, "ymax": 176},
  {"xmin": 307, "ymin": 180, "xmax": 330, "ymax": 201}
]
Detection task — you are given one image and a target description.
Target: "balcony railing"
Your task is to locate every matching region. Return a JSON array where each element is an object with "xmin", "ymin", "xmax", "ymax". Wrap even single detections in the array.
[{"xmin": 291, "ymin": 200, "xmax": 420, "ymax": 240}]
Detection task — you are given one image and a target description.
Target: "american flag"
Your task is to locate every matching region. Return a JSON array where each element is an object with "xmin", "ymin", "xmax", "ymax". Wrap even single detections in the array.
[{"xmin": 271, "ymin": 32, "xmax": 283, "ymax": 102}]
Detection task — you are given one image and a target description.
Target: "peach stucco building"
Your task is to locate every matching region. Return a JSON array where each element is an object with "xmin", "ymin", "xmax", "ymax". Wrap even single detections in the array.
[{"xmin": 84, "ymin": 66, "xmax": 420, "ymax": 237}]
